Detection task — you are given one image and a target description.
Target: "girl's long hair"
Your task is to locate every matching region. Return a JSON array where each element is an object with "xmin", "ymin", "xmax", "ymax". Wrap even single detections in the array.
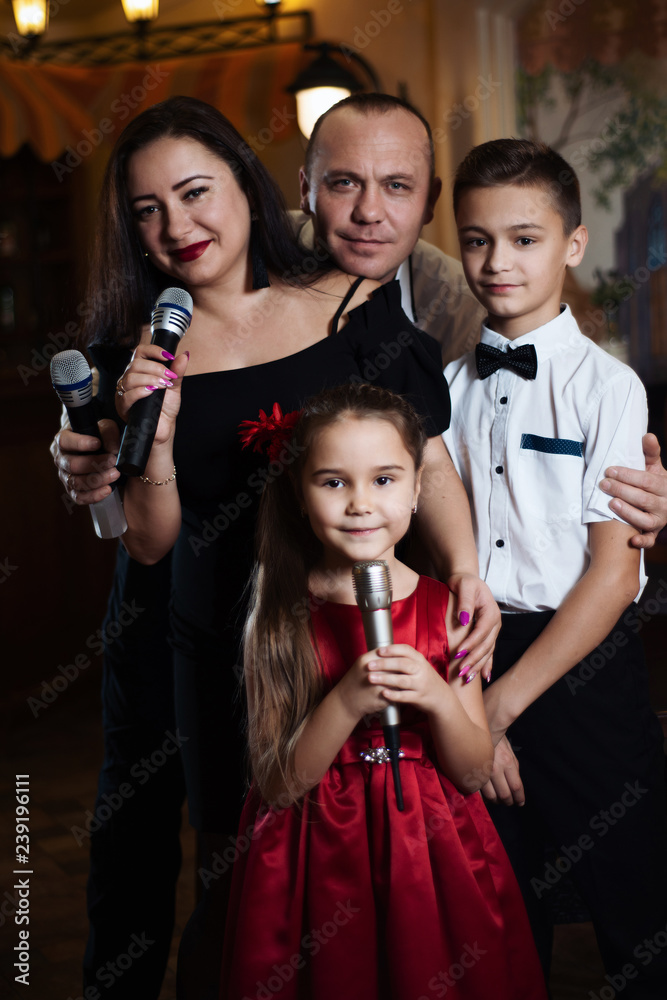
[
  {"xmin": 82, "ymin": 95, "xmax": 330, "ymax": 346},
  {"xmin": 244, "ymin": 383, "xmax": 426, "ymax": 805}
]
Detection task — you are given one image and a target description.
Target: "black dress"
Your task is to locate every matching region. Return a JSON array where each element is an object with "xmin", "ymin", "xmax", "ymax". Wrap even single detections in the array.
[{"xmin": 99, "ymin": 279, "xmax": 452, "ymax": 834}]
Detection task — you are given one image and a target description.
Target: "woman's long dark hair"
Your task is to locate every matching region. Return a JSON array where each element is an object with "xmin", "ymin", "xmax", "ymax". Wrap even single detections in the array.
[
  {"xmin": 244, "ymin": 383, "xmax": 426, "ymax": 805},
  {"xmin": 83, "ymin": 96, "xmax": 328, "ymax": 346}
]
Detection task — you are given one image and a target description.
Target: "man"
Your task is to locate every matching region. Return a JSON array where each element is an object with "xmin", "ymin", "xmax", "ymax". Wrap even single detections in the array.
[
  {"xmin": 52, "ymin": 94, "xmax": 667, "ymax": 999},
  {"xmin": 295, "ymin": 93, "xmax": 667, "ymax": 548},
  {"xmin": 296, "ymin": 93, "xmax": 484, "ymax": 366}
]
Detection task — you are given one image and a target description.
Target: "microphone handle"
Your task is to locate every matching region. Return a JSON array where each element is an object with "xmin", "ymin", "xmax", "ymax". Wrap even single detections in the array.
[
  {"xmin": 62, "ymin": 398, "xmax": 127, "ymax": 539},
  {"xmin": 68, "ymin": 399, "xmax": 104, "ymax": 445},
  {"xmin": 360, "ymin": 607, "xmax": 404, "ymax": 811},
  {"xmin": 116, "ymin": 329, "xmax": 182, "ymax": 477}
]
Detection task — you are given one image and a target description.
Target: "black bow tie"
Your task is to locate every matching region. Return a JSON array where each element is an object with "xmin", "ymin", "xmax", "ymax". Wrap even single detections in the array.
[{"xmin": 475, "ymin": 342, "xmax": 538, "ymax": 380}]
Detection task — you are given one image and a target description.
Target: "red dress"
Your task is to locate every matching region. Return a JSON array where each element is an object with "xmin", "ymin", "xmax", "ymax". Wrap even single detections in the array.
[{"xmin": 221, "ymin": 577, "xmax": 547, "ymax": 1000}]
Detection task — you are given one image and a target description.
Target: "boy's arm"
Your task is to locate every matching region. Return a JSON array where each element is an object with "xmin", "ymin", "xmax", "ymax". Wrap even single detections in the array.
[
  {"xmin": 600, "ymin": 433, "xmax": 667, "ymax": 549},
  {"xmin": 418, "ymin": 436, "xmax": 501, "ymax": 675},
  {"xmin": 482, "ymin": 518, "xmax": 640, "ymax": 805}
]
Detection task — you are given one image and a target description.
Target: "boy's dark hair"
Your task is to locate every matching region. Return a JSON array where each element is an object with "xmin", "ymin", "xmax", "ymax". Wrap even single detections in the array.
[
  {"xmin": 453, "ymin": 138, "xmax": 581, "ymax": 235},
  {"xmin": 305, "ymin": 93, "xmax": 435, "ymax": 181}
]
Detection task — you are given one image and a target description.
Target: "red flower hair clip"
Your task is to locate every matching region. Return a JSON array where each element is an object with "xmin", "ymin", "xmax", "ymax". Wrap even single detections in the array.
[{"xmin": 238, "ymin": 402, "xmax": 301, "ymax": 463}]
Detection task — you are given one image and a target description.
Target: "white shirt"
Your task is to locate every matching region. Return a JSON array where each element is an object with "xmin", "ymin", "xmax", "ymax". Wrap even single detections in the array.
[
  {"xmin": 443, "ymin": 306, "xmax": 647, "ymax": 612},
  {"xmin": 293, "ymin": 214, "xmax": 484, "ymax": 365}
]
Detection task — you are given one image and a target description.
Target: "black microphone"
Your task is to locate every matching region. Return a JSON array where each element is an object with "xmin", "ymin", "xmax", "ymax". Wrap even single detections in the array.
[
  {"xmin": 51, "ymin": 350, "xmax": 127, "ymax": 539},
  {"xmin": 116, "ymin": 287, "xmax": 193, "ymax": 476},
  {"xmin": 352, "ymin": 560, "xmax": 404, "ymax": 811}
]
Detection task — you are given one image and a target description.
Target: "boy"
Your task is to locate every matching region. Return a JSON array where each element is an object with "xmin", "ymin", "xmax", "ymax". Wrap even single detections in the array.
[{"xmin": 443, "ymin": 139, "xmax": 667, "ymax": 997}]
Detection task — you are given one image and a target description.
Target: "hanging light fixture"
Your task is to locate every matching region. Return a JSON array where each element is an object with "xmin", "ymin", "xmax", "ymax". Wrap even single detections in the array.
[
  {"xmin": 11, "ymin": 0, "xmax": 49, "ymax": 38},
  {"xmin": 120, "ymin": 0, "xmax": 160, "ymax": 24},
  {"xmin": 287, "ymin": 43, "xmax": 381, "ymax": 139}
]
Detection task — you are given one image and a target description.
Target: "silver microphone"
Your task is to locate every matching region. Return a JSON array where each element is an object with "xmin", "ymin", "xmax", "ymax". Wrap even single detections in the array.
[{"xmin": 352, "ymin": 560, "xmax": 404, "ymax": 810}]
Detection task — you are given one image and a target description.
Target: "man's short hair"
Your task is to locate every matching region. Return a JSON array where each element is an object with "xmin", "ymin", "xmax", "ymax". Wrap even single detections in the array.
[
  {"xmin": 304, "ymin": 93, "xmax": 435, "ymax": 181},
  {"xmin": 453, "ymin": 138, "xmax": 581, "ymax": 235}
]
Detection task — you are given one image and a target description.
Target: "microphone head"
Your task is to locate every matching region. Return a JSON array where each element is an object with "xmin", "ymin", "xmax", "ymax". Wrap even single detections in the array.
[
  {"xmin": 151, "ymin": 287, "xmax": 194, "ymax": 340},
  {"xmin": 51, "ymin": 350, "xmax": 93, "ymax": 407},
  {"xmin": 352, "ymin": 560, "xmax": 392, "ymax": 612}
]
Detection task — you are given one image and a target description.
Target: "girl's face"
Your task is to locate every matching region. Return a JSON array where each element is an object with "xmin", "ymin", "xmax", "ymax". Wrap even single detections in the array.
[
  {"xmin": 126, "ymin": 136, "xmax": 252, "ymax": 293},
  {"xmin": 300, "ymin": 415, "xmax": 421, "ymax": 571}
]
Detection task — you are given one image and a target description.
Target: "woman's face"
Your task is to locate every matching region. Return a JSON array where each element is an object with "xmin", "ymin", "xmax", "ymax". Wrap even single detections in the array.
[{"xmin": 126, "ymin": 135, "xmax": 253, "ymax": 292}]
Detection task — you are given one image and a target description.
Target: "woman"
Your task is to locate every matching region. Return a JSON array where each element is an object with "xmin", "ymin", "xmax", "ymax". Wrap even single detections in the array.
[{"xmin": 83, "ymin": 96, "xmax": 490, "ymax": 997}]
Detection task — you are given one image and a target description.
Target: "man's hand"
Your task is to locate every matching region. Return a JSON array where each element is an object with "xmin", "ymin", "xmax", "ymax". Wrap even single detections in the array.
[
  {"xmin": 480, "ymin": 735, "xmax": 525, "ymax": 806},
  {"xmin": 599, "ymin": 433, "xmax": 667, "ymax": 549},
  {"xmin": 51, "ymin": 419, "xmax": 121, "ymax": 505},
  {"xmin": 446, "ymin": 574, "xmax": 501, "ymax": 681}
]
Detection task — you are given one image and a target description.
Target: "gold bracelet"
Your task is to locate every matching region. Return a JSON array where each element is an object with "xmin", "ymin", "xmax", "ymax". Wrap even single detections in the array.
[{"xmin": 139, "ymin": 466, "xmax": 177, "ymax": 486}]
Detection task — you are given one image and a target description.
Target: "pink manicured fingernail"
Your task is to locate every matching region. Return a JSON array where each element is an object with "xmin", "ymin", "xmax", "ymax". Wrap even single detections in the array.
[
  {"xmin": 164, "ymin": 369, "xmax": 179, "ymax": 379},
  {"xmin": 162, "ymin": 350, "xmax": 175, "ymax": 360},
  {"xmin": 159, "ymin": 378, "xmax": 174, "ymax": 388},
  {"xmin": 185, "ymin": 350, "xmax": 190, "ymax": 359},
  {"xmin": 459, "ymin": 611, "xmax": 470, "ymax": 626},
  {"xmin": 487, "ymin": 669, "xmax": 492, "ymax": 681},
  {"xmin": 459, "ymin": 663, "xmax": 471, "ymax": 677},
  {"xmin": 454, "ymin": 649, "xmax": 468, "ymax": 660},
  {"xmin": 465, "ymin": 672, "xmax": 476, "ymax": 684},
  {"xmin": 146, "ymin": 385, "xmax": 158, "ymax": 391}
]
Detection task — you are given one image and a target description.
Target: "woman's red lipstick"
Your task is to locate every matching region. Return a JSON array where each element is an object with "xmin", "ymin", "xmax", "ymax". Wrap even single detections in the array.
[{"xmin": 171, "ymin": 241, "xmax": 211, "ymax": 262}]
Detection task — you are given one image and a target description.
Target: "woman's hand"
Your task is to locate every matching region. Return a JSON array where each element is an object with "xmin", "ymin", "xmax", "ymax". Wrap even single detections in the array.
[
  {"xmin": 446, "ymin": 574, "xmax": 500, "ymax": 681},
  {"xmin": 51, "ymin": 421, "xmax": 121, "ymax": 505},
  {"xmin": 116, "ymin": 345, "xmax": 189, "ymax": 446}
]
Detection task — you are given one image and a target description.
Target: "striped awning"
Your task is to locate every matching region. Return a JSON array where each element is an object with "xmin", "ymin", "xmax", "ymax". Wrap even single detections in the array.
[{"xmin": 0, "ymin": 42, "xmax": 304, "ymax": 161}]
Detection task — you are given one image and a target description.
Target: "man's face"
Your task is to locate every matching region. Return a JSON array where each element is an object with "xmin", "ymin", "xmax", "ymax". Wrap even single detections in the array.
[{"xmin": 300, "ymin": 107, "xmax": 441, "ymax": 284}]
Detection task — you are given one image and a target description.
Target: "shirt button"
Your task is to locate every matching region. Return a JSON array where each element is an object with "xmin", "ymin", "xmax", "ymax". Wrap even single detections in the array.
[
  {"xmin": 495, "ymin": 466, "xmax": 504, "ymax": 474},
  {"xmin": 496, "ymin": 539, "xmax": 505, "ymax": 548},
  {"xmin": 500, "ymin": 396, "xmax": 508, "ymax": 404}
]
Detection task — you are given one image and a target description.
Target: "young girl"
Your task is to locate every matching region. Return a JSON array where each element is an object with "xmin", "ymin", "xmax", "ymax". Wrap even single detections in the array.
[{"xmin": 221, "ymin": 384, "xmax": 547, "ymax": 1000}]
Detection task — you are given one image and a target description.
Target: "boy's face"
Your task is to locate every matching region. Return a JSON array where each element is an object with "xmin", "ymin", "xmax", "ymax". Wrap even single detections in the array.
[{"xmin": 456, "ymin": 183, "xmax": 587, "ymax": 339}]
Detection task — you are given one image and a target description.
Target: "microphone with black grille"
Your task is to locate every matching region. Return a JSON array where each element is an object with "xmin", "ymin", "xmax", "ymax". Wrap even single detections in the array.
[
  {"xmin": 51, "ymin": 350, "xmax": 127, "ymax": 539},
  {"xmin": 116, "ymin": 287, "xmax": 193, "ymax": 477},
  {"xmin": 352, "ymin": 559, "xmax": 404, "ymax": 811}
]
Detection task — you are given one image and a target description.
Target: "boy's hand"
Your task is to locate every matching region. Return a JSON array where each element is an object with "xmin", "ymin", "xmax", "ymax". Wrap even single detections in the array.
[
  {"xmin": 480, "ymin": 736, "xmax": 525, "ymax": 806},
  {"xmin": 599, "ymin": 433, "xmax": 667, "ymax": 549},
  {"xmin": 447, "ymin": 574, "xmax": 500, "ymax": 680},
  {"xmin": 366, "ymin": 643, "xmax": 447, "ymax": 714}
]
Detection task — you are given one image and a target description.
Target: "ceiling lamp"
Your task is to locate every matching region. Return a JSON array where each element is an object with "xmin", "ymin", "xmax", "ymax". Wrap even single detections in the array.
[
  {"xmin": 11, "ymin": 0, "xmax": 49, "ymax": 37},
  {"xmin": 121, "ymin": 0, "xmax": 159, "ymax": 23},
  {"xmin": 287, "ymin": 42, "xmax": 380, "ymax": 139}
]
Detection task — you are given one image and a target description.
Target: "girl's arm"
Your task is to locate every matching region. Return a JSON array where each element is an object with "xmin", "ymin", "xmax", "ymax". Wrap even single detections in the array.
[
  {"xmin": 116, "ymin": 343, "xmax": 189, "ymax": 564},
  {"xmin": 482, "ymin": 519, "xmax": 640, "ymax": 804},
  {"xmin": 418, "ymin": 436, "xmax": 501, "ymax": 676}
]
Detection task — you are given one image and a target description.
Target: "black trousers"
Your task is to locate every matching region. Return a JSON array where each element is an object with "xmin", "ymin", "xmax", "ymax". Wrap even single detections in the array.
[
  {"xmin": 83, "ymin": 548, "xmax": 186, "ymax": 1000},
  {"xmin": 486, "ymin": 607, "xmax": 667, "ymax": 1000}
]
